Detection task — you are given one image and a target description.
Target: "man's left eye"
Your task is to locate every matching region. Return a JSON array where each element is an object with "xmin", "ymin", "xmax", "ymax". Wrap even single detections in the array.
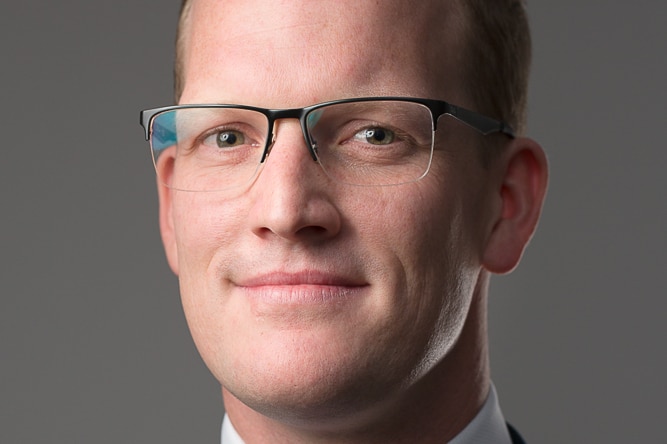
[{"xmin": 354, "ymin": 127, "xmax": 395, "ymax": 145}]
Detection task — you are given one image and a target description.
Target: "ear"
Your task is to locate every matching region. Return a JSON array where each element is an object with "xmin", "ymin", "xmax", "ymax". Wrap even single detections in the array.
[
  {"xmin": 482, "ymin": 137, "xmax": 548, "ymax": 274},
  {"xmin": 156, "ymin": 153, "xmax": 180, "ymax": 276}
]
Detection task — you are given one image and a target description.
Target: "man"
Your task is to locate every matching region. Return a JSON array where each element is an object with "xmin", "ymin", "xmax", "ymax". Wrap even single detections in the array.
[{"xmin": 140, "ymin": 0, "xmax": 548, "ymax": 442}]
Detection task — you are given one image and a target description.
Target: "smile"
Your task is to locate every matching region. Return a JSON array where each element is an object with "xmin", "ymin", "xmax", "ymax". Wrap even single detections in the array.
[{"xmin": 235, "ymin": 271, "xmax": 368, "ymax": 309}]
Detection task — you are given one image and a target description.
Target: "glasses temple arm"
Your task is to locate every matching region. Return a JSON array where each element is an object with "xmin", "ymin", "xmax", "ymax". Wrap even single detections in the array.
[{"xmin": 444, "ymin": 104, "xmax": 515, "ymax": 138}]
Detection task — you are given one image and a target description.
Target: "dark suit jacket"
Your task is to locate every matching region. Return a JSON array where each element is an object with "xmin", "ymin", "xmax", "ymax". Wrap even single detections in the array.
[{"xmin": 507, "ymin": 423, "xmax": 526, "ymax": 444}]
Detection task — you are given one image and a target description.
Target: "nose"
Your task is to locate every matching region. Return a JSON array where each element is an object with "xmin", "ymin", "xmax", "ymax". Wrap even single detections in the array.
[{"xmin": 247, "ymin": 121, "xmax": 342, "ymax": 243}]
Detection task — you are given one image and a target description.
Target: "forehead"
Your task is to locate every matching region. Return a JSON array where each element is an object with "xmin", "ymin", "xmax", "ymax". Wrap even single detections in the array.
[{"xmin": 181, "ymin": 0, "xmax": 468, "ymax": 106}]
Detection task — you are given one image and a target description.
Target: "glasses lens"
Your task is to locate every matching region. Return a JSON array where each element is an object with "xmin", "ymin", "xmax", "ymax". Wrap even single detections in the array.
[
  {"xmin": 149, "ymin": 107, "xmax": 269, "ymax": 192},
  {"xmin": 305, "ymin": 100, "xmax": 434, "ymax": 186}
]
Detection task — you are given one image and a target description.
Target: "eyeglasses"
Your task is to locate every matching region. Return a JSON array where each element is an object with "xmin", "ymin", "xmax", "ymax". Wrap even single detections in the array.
[{"xmin": 140, "ymin": 97, "xmax": 514, "ymax": 192}]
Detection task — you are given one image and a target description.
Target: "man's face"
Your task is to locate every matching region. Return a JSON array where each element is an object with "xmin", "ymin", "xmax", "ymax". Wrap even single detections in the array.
[{"xmin": 160, "ymin": 0, "xmax": 497, "ymax": 419}]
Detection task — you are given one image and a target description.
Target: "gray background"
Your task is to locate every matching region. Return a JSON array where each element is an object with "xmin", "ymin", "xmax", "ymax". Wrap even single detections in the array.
[{"xmin": 1, "ymin": 1, "xmax": 665, "ymax": 442}]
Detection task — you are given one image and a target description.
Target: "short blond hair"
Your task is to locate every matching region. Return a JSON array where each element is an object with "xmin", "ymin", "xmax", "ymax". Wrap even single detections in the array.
[
  {"xmin": 460, "ymin": 0, "xmax": 532, "ymax": 135},
  {"xmin": 173, "ymin": 0, "xmax": 192, "ymax": 103}
]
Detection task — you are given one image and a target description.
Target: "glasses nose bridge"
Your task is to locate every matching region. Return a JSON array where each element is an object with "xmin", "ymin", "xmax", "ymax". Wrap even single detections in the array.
[{"xmin": 262, "ymin": 107, "xmax": 316, "ymax": 162}]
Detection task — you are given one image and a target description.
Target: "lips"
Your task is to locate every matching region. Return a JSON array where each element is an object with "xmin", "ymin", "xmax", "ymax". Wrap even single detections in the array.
[
  {"xmin": 236, "ymin": 270, "xmax": 365, "ymax": 287},
  {"xmin": 234, "ymin": 270, "xmax": 368, "ymax": 308}
]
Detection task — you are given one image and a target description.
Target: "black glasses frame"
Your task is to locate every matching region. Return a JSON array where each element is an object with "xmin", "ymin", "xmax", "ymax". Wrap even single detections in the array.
[{"xmin": 140, "ymin": 96, "xmax": 515, "ymax": 163}]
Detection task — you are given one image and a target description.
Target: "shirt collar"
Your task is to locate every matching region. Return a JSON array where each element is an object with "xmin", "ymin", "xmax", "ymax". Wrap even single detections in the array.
[
  {"xmin": 448, "ymin": 384, "xmax": 513, "ymax": 444},
  {"xmin": 221, "ymin": 414, "xmax": 244, "ymax": 444},
  {"xmin": 221, "ymin": 384, "xmax": 512, "ymax": 444}
]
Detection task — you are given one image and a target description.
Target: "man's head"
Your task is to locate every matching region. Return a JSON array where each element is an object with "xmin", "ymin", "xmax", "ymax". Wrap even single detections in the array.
[{"xmin": 154, "ymin": 0, "xmax": 546, "ymax": 439}]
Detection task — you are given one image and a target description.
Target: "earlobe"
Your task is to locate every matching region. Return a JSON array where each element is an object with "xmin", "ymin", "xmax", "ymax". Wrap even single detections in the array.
[
  {"xmin": 482, "ymin": 137, "xmax": 548, "ymax": 274},
  {"xmin": 156, "ymin": 154, "xmax": 180, "ymax": 276}
]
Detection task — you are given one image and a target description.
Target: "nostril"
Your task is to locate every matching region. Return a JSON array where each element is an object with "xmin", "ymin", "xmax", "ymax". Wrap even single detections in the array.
[{"xmin": 296, "ymin": 224, "xmax": 329, "ymax": 239}]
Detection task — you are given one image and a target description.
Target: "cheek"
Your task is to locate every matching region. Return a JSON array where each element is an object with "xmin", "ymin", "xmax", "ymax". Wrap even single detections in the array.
[
  {"xmin": 169, "ymin": 193, "xmax": 245, "ymax": 350},
  {"xmin": 172, "ymin": 193, "xmax": 244, "ymax": 263},
  {"xmin": 346, "ymin": 181, "xmax": 478, "ymax": 368},
  {"xmin": 401, "ymin": 195, "xmax": 479, "ymax": 374},
  {"xmin": 356, "ymin": 177, "xmax": 471, "ymax": 283}
]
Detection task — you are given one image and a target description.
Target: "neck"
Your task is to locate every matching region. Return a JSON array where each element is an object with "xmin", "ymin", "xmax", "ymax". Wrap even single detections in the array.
[{"xmin": 223, "ymin": 276, "xmax": 491, "ymax": 444}]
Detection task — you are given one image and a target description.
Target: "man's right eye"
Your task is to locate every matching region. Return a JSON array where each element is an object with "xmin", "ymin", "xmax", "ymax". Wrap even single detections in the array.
[{"xmin": 203, "ymin": 129, "xmax": 246, "ymax": 148}]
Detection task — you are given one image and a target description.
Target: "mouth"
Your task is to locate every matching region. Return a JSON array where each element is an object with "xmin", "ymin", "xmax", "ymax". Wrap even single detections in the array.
[
  {"xmin": 238, "ymin": 270, "xmax": 365, "ymax": 287},
  {"xmin": 234, "ymin": 270, "xmax": 368, "ymax": 309}
]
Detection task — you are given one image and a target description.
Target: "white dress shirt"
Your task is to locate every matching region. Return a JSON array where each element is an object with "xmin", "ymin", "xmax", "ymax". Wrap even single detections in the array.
[{"xmin": 221, "ymin": 384, "xmax": 513, "ymax": 443}]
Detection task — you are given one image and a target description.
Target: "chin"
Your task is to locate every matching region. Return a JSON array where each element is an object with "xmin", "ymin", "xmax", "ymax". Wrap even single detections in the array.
[
  {"xmin": 216, "ymin": 320, "xmax": 441, "ymax": 427},
  {"xmin": 227, "ymin": 364, "xmax": 399, "ymax": 430}
]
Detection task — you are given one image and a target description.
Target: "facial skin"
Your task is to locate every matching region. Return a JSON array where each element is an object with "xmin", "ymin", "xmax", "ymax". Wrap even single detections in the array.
[{"xmin": 158, "ymin": 0, "xmax": 547, "ymax": 442}]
